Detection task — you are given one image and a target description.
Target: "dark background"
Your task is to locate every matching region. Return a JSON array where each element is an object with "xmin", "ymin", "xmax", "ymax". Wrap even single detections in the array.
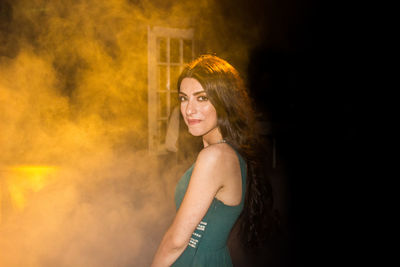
[{"xmin": 242, "ymin": 1, "xmax": 360, "ymax": 266}]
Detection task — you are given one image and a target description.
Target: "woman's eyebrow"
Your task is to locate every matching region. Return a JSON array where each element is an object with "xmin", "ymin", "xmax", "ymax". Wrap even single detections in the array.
[
  {"xmin": 193, "ymin": 90, "xmax": 206, "ymax": 96},
  {"xmin": 179, "ymin": 90, "xmax": 206, "ymax": 96}
]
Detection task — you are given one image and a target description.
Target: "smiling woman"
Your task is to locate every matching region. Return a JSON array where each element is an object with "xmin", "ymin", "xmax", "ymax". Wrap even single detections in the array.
[
  {"xmin": 178, "ymin": 78, "xmax": 219, "ymax": 142},
  {"xmin": 151, "ymin": 55, "xmax": 278, "ymax": 267}
]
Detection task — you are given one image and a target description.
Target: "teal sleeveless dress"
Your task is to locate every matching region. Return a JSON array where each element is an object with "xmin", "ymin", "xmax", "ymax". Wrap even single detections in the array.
[{"xmin": 172, "ymin": 148, "xmax": 247, "ymax": 267}]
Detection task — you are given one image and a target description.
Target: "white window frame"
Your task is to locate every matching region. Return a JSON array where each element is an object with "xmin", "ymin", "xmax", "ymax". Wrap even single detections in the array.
[{"xmin": 147, "ymin": 26, "xmax": 194, "ymax": 154}]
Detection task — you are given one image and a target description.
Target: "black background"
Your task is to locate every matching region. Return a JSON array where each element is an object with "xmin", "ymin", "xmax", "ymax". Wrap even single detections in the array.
[{"xmin": 236, "ymin": 0, "xmax": 360, "ymax": 266}]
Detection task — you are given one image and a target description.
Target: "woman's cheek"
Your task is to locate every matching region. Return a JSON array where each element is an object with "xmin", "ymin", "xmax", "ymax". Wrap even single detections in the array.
[{"xmin": 203, "ymin": 103, "xmax": 217, "ymax": 121}]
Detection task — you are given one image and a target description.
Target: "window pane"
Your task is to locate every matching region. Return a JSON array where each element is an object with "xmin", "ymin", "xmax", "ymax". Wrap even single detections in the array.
[
  {"xmin": 170, "ymin": 66, "xmax": 181, "ymax": 92},
  {"xmin": 157, "ymin": 91, "xmax": 167, "ymax": 117},
  {"xmin": 170, "ymin": 38, "xmax": 180, "ymax": 63},
  {"xmin": 170, "ymin": 91, "xmax": 179, "ymax": 111},
  {"xmin": 183, "ymin": 39, "xmax": 192, "ymax": 63},
  {"xmin": 158, "ymin": 120, "xmax": 167, "ymax": 145},
  {"xmin": 157, "ymin": 37, "xmax": 167, "ymax": 62},
  {"xmin": 158, "ymin": 66, "xmax": 167, "ymax": 90}
]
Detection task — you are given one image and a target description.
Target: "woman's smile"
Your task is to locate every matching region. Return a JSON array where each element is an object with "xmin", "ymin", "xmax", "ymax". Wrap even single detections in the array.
[{"xmin": 187, "ymin": 119, "xmax": 202, "ymax": 125}]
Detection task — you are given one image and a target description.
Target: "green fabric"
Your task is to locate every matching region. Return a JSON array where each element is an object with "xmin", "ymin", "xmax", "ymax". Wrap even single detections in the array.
[{"xmin": 172, "ymin": 148, "xmax": 247, "ymax": 267}]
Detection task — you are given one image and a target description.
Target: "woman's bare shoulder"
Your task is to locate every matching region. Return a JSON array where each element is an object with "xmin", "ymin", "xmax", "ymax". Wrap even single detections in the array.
[{"xmin": 195, "ymin": 143, "xmax": 239, "ymax": 172}]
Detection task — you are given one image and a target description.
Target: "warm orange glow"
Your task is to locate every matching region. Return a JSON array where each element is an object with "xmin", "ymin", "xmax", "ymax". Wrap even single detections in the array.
[
  {"xmin": 6, "ymin": 166, "xmax": 57, "ymax": 211},
  {"xmin": 0, "ymin": 0, "xmax": 254, "ymax": 265}
]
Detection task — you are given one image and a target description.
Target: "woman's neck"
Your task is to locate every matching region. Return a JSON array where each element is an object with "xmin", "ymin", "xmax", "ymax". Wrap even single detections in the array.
[{"xmin": 202, "ymin": 126, "xmax": 223, "ymax": 147}]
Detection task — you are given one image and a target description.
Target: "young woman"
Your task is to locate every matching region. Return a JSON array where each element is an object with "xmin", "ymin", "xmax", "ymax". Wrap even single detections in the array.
[{"xmin": 151, "ymin": 55, "xmax": 277, "ymax": 267}]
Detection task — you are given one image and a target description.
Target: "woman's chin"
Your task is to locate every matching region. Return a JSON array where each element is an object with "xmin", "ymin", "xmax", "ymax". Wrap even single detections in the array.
[{"xmin": 188, "ymin": 128, "xmax": 204, "ymax": 137}]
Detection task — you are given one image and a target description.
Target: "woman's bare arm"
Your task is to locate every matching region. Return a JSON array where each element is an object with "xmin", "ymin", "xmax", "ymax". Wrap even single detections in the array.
[{"xmin": 150, "ymin": 146, "xmax": 228, "ymax": 267}]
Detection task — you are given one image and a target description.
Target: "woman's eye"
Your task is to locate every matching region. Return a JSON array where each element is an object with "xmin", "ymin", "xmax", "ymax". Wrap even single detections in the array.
[
  {"xmin": 198, "ymin": 96, "xmax": 208, "ymax": 101},
  {"xmin": 178, "ymin": 96, "xmax": 187, "ymax": 102}
]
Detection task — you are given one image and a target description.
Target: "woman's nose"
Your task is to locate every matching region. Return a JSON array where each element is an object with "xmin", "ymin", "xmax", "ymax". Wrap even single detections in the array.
[{"xmin": 185, "ymin": 100, "xmax": 197, "ymax": 116}]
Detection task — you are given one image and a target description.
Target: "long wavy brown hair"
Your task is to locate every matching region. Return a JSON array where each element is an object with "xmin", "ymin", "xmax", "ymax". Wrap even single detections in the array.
[{"xmin": 177, "ymin": 54, "xmax": 279, "ymax": 247}]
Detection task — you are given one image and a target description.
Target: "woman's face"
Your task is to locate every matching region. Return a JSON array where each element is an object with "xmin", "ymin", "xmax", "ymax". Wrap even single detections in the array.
[{"xmin": 179, "ymin": 78, "xmax": 218, "ymax": 137}]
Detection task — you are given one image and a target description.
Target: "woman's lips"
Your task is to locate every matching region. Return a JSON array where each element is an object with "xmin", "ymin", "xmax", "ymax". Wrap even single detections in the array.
[{"xmin": 187, "ymin": 119, "xmax": 202, "ymax": 125}]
